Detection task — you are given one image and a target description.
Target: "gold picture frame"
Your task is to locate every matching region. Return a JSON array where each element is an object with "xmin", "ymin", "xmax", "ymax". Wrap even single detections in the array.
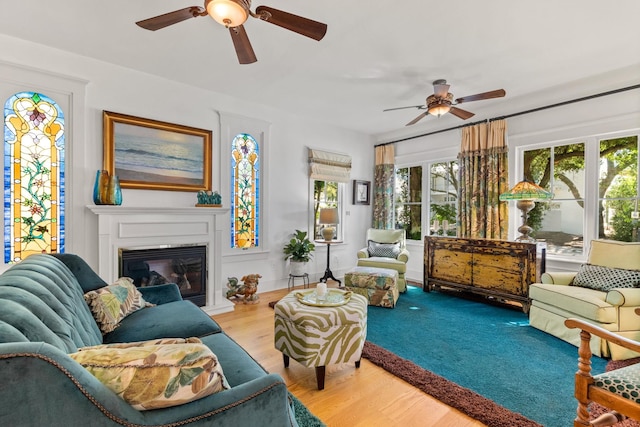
[{"xmin": 103, "ymin": 111, "xmax": 212, "ymax": 191}]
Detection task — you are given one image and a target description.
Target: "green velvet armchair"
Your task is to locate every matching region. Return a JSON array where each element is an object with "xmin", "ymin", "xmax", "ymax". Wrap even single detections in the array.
[{"xmin": 356, "ymin": 228, "xmax": 409, "ymax": 292}]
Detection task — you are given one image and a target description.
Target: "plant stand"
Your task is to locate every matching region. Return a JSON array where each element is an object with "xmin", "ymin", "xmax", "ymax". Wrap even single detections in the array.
[
  {"xmin": 315, "ymin": 240, "xmax": 342, "ymax": 286},
  {"xmin": 288, "ymin": 273, "xmax": 309, "ymax": 291}
]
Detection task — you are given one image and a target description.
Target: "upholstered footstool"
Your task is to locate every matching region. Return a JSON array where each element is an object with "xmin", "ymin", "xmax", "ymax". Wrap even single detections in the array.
[
  {"xmin": 274, "ymin": 289, "xmax": 367, "ymax": 390},
  {"xmin": 344, "ymin": 266, "xmax": 399, "ymax": 308}
]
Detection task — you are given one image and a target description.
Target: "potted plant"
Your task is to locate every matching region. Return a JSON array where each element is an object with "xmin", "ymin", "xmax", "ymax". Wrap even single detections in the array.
[{"xmin": 283, "ymin": 229, "xmax": 315, "ymax": 276}]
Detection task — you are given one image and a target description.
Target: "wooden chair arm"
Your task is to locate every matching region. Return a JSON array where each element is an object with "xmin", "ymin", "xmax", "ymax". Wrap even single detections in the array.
[{"xmin": 565, "ymin": 318, "xmax": 640, "ymax": 354}]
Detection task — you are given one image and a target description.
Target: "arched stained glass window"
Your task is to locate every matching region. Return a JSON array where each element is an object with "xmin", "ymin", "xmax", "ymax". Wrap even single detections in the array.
[
  {"xmin": 4, "ymin": 92, "xmax": 65, "ymax": 263},
  {"xmin": 231, "ymin": 133, "xmax": 259, "ymax": 249}
]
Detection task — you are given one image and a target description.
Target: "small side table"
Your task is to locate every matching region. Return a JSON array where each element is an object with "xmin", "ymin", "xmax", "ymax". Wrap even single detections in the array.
[
  {"xmin": 315, "ymin": 240, "xmax": 342, "ymax": 286},
  {"xmin": 288, "ymin": 273, "xmax": 309, "ymax": 291}
]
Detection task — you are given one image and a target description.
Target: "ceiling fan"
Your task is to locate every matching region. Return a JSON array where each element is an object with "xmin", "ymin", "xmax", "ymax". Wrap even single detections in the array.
[
  {"xmin": 136, "ymin": 0, "xmax": 327, "ymax": 64},
  {"xmin": 384, "ymin": 79, "xmax": 506, "ymax": 126}
]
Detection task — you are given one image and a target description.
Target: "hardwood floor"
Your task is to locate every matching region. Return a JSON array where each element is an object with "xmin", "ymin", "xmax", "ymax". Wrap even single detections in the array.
[{"xmin": 212, "ymin": 286, "xmax": 486, "ymax": 427}]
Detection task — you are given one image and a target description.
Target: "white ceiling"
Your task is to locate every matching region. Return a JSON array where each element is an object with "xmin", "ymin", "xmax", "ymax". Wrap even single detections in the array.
[{"xmin": 2, "ymin": 0, "xmax": 639, "ymax": 137}]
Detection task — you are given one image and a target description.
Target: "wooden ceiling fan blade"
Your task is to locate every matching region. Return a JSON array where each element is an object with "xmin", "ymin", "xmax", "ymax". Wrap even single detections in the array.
[
  {"xmin": 449, "ymin": 107, "xmax": 475, "ymax": 120},
  {"xmin": 383, "ymin": 105, "xmax": 425, "ymax": 112},
  {"xmin": 455, "ymin": 89, "xmax": 506, "ymax": 104},
  {"xmin": 136, "ymin": 6, "xmax": 206, "ymax": 31},
  {"xmin": 229, "ymin": 25, "xmax": 257, "ymax": 64},
  {"xmin": 255, "ymin": 6, "xmax": 327, "ymax": 41},
  {"xmin": 406, "ymin": 112, "xmax": 428, "ymax": 126}
]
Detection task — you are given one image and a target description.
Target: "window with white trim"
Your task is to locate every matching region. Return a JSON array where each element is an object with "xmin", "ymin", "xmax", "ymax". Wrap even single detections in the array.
[
  {"xmin": 428, "ymin": 160, "xmax": 458, "ymax": 237},
  {"xmin": 312, "ymin": 180, "xmax": 343, "ymax": 241},
  {"xmin": 394, "ymin": 159, "xmax": 459, "ymax": 241},
  {"xmin": 308, "ymin": 148, "xmax": 350, "ymax": 241},
  {"xmin": 521, "ymin": 132, "xmax": 639, "ymax": 257}
]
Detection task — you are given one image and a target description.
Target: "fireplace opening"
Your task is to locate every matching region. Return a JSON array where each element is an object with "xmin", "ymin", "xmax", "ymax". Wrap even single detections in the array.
[{"xmin": 119, "ymin": 245, "xmax": 207, "ymax": 307}]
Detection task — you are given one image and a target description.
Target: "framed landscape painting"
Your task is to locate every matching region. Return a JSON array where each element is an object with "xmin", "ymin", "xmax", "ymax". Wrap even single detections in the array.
[{"xmin": 103, "ymin": 111, "xmax": 212, "ymax": 191}]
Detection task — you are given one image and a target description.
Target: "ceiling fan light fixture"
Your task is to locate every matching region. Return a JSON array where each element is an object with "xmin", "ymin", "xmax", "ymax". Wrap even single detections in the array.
[
  {"xmin": 205, "ymin": 0, "xmax": 249, "ymax": 27},
  {"xmin": 428, "ymin": 104, "xmax": 451, "ymax": 117},
  {"xmin": 427, "ymin": 93, "xmax": 453, "ymax": 117}
]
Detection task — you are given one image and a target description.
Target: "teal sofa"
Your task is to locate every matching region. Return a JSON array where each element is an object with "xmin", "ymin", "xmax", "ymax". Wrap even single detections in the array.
[{"xmin": 0, "ymin": 253, "xmax": 298, "ymax": 427}]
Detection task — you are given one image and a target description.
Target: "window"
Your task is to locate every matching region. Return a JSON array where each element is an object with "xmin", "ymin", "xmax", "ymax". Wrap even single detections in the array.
[
  {"xmin": 394, "ymin": 160, "xmax": 459, "ymax": 241},
  {"xmin": 524, "ymin": 142, "xmax": 586, "ymax": 256},
  {"xmin": 394, "ymin": 166, "xmax": 422, "ymax": 240},
  {"xmin": 429, "ymin": 161, "xmax": 458, "ymax": 237},
  {"xmin": 313, "ymin": 180, "xmax": 341, "ymax": 240},
  {"xmin": 230, "ymin": 133, "xmax": 260, "ymax": 249},
  {"xmin": 308, "ymin": 148, "xmax": 350, "ymax": 241},
  {"xmin": 599, "ymin": 136, "xmax": 639, "ymax": 242},
  {"xmin": 3, "ymin": 91, "xmax": 65, "ymax": 263},
  {"xmin": 522, "ymin": 133, "xmax": 639, "ymax": 257}
]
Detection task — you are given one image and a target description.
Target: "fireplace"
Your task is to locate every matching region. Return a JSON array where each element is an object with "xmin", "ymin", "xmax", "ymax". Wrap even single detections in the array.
[
  {"xmin": 88, "ymin": 205, "xmax": 233, "ymax": 314},
  {"xmin": 120, "ymin": 245, "xmax": 207, "ymax": 307}
]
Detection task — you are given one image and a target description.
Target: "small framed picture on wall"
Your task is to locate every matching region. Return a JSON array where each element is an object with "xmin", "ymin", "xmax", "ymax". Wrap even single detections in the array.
[{"xmin": 353, "ymin": 180, "xmax": 371, "ymax": 205}]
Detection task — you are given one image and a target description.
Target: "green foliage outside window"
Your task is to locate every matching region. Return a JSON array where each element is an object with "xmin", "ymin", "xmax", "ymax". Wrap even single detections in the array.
[
  {"xmin": 430, "ymin": 204, "xmax": 457, "ymax": 236},
  {"xmin": 600, "ymin": 136, "xmax": 638, "ymax": 242},
  {"xmin": 525, "ymin": 136, "xmax": 639, "ymax": 250},
  {"xmin": 395, "ymin": 166, "xmax": 422, "ymax": 240},
  {"xmin": 313, "ymin": 180, "xmax": 338, "ymax": 240}
]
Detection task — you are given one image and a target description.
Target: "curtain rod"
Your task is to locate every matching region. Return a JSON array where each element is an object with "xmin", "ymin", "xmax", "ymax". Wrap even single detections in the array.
[{"xmin": 375, "ymin": 83, "xmax": 640, "ymax": 147}]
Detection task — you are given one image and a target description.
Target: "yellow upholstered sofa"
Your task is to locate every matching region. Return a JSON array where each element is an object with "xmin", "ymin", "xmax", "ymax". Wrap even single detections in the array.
[
  {"xmin": 529, "ymin": 239, "xmax": 640, "ymax": 360},
  {"xmin": 356, "ymin": 228, "xmax": 409, "ymax": 292}
]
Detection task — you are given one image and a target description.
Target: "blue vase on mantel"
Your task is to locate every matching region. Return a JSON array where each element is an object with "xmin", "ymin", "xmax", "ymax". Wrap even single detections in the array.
[{"xmin": 93, "ymin": 170, "xmax": 122, "ymax": 205}]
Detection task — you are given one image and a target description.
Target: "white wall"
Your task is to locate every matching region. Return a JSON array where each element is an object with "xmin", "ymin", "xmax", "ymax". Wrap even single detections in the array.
[
  {"xmin": 4, "ymin": 33, "xmax": 638, "ymax": 289},
  {"xmin": 376, "ymin": 65, "xmax": 640, "ymax": 280},
  {"xmin": 0, "ymin": 34, "xmax": 375, "ymax": 292}
]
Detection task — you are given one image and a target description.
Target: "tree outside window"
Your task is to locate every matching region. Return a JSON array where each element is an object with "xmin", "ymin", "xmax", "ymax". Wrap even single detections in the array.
[
  {"xmin": 523, "ymin": 135, "xmax": 639, "ymax": 256},
  {"xmin": 524, "ymin": 143, "xmax": 586, "ymax": 255},
  {"xmin": 394, "ymin": 161, "xmax": 458, "ymax": 241},
  {"xmin": 429, "ymin": 161, "xmax": 458, "ymax": 237},
  {"xmin": 395, "ymin": 166, "xmax": 422, "ymax": 240},
  {"xmin": 599, "ymin": 136, "xmax": 639, "ymax": 242}
]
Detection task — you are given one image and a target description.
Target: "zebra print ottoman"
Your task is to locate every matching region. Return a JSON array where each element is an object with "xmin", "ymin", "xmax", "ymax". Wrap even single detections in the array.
[{"xmin": 274, "ymin": 290, "xmax": 367, "ymax": 390}]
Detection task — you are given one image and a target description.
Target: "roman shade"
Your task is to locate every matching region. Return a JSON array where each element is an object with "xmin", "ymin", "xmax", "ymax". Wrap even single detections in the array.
[{"xmin": 308, "ymin": 148, "xmax": 352, "ymax": 183}]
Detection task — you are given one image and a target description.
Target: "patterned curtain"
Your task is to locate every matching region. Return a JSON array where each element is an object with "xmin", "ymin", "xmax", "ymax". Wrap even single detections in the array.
[
  {"xmin": 458, "ymin": 120, "xmax": 509, "ymax": 239},
  {"xmin": 372, "ymin": 145, "xmax": 395, "ymax": 229}
]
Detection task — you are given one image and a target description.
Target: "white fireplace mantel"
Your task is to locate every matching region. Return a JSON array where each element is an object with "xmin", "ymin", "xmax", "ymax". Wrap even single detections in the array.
[{"xmin": 87, "ymin": 205, "xmax": 234, "ymax": 315}]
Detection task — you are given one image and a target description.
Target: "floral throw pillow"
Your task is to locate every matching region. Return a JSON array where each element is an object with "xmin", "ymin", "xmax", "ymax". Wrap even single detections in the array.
[
  {"xmin": 84, "ymin": 277, "xmax": 155, "ymax": 334},
  {"xmin": 70, "ymin": 342, "xmax": 229, "ymax": 410},
  {"xmin": 368, "ymin": 240, "xmax": 401, "ymax": 258},
  {"xmin": 571, "ymin": 264, "xmax": 640, "ymax": 292}
]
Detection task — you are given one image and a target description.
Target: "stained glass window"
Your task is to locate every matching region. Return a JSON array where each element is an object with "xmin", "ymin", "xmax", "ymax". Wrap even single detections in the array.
[
  {"xmin": 4, "ymin": 92, "xmax": 65, "ymax": 263},
  {"xmin": 231, "ymin": 133, "xmax": 259, "ymax": 248}
]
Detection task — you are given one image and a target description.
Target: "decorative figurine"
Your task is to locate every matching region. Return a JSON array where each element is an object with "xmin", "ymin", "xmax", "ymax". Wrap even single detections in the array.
[
  {"xmin": 196, "ymin": 190, "xmax": 222, "ymax": 207},
  {"xmin": 226, "ymin": 274, "xmax": 262, "ymax": 304}
]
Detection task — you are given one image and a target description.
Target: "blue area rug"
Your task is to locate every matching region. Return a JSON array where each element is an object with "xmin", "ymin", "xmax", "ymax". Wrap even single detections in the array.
[{"xmin": 365, "ymin": 285, "xmax": 608, "ymax": 427}]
